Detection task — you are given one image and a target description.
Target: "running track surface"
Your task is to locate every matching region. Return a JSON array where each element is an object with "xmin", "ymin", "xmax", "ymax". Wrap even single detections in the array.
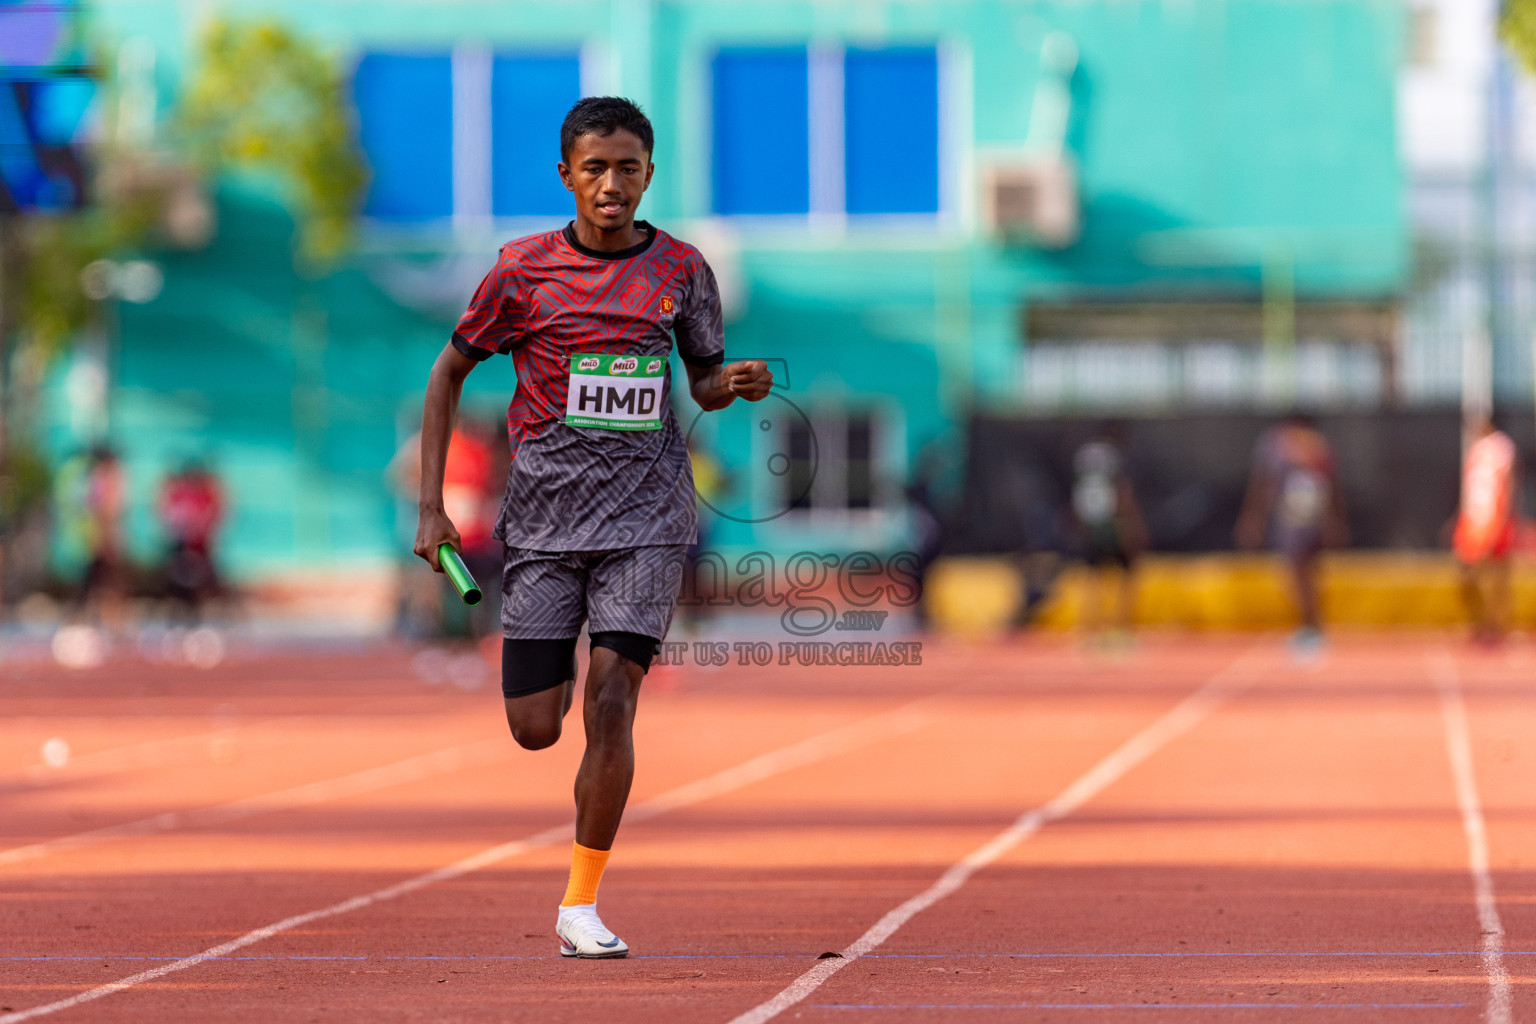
[{"xmin": 1, "ymin": 635, "xmax": 1530, "ymax": 1022}]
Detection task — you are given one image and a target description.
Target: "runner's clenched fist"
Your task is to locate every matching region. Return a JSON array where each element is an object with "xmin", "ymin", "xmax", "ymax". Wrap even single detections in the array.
[{"xmin": 722, "ymin": 360, "xmax": 773, "ymax": 401}]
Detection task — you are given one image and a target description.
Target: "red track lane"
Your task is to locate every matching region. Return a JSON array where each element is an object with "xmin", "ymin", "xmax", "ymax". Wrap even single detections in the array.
[{"xmin": 0, "ymin": 636, "xmax": 1527, "ymax": 1022}]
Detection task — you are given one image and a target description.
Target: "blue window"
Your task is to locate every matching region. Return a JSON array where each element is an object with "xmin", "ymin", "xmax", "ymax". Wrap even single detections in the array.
[
  {"xmin": 844, "ymin": 48, "xmax": 939, "ymax": 215},
  {"xmin": 711, "ymin": 48, "xmax": 810, "ymax": 215},
  {"xmin": 354, "ymin": 54, "xmax": 453, "ymax": 220},
  {"xmin": 491, "ymin": 54, "xmax": 581, "ymax": 217},
  {"xmin": 0, "ymin": 75, "xmax": 95, "ymax": 210}
]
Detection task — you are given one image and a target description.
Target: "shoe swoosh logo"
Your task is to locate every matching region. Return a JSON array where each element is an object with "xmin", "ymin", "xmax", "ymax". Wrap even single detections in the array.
[{"xmin": 598, "ymin": 938, "xmax": 621, "ymax": 948}]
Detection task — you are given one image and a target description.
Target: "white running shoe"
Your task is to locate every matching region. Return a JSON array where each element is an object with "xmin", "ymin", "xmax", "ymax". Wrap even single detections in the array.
[{"xmin": 556, "ymin": 904, "xmax": 628, "ymax": 959}]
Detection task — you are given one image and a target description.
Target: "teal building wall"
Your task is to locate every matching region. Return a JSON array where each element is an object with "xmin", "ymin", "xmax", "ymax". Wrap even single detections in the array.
[{"xmin": 57, "ymin": 0, "xmax": 1406, "ymax": 575}]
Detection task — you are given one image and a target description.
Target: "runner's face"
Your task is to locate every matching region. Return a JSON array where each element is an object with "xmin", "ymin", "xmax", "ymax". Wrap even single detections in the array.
[{"xmin": 559, "ymin": 130, "xmax": 653, "ymax": 235}]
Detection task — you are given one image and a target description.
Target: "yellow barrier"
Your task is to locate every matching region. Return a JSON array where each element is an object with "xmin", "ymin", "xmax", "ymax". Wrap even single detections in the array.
[{"xmin": 927, "ymin": 553, "xmax": 1536, "ymax": 633}]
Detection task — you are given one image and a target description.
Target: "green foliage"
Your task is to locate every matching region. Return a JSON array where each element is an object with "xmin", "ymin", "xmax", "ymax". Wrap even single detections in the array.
[
  {"xmin": 12, "ymin": 172, "xmax": 182, "ymax": 354},
  {"xmin": 15, "ymin": 217, "xmax": 102, "ymax": 359},
  {"xmin": 177, "ymin": 19, "xmax": 367, "ymax": 266},
  {"xmin": 1502, "ymin": 0, "xmax": 1536, "ymax": 76},
  {"xmin": 0, "ymin": 444, "xmax": 51, "ymax": 533},
  {"xmin": 0, "ymin": 17, "xmax": 365, "ymax": 552}
]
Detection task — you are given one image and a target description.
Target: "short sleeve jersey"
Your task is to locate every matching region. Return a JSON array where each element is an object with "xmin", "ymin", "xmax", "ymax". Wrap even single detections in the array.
[
  {"xmin": 452, "ymin": 221, "xmax": 724, "ymax": 551},
  {"xmin": 1455, "ymin": 430, "xmax": 1517, "ymax": 561},
  {"xmin": 1255, "ymin": 423, "xmax": 1336, "ymax": 535}
]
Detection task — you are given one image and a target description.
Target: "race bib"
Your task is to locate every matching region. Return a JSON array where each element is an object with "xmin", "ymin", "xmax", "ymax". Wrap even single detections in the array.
[
  {"xmin": 1278, "ymin": 470, "xmax": 1326, "ymax": 529},
  {"xmin": 565, "ymin": 353, "xmax": 666, "ymax": 430}
]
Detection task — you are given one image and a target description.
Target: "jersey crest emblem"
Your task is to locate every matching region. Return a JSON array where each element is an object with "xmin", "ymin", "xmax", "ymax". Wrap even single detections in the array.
[{"xmin": 660, "ymin": 295, "xmax": 675, "ymax": 316}]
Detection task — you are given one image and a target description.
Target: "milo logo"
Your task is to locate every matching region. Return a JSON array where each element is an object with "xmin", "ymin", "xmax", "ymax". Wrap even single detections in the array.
[
  {"xmin": 611, "ymin": 357, "xmax": 639, "ymax": 375},
  {"xmin": 578, "ymin": 357, "xmax": 601, "ymax": 372},
  {"xmin": 647, "ymin": 359, "xmax": 662, "ymax": 374}
]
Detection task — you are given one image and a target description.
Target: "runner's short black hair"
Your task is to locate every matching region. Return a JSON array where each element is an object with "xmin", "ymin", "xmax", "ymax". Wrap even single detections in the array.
[{"xmin": 560, "ymin": 97, "xmax": 654, "ymax": 162}]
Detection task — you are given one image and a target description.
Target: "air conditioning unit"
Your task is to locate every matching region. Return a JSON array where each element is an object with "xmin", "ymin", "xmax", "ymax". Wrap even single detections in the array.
[{"xmin": 980, "ymin": 156, "xmax": 1080, "ymax": 250}]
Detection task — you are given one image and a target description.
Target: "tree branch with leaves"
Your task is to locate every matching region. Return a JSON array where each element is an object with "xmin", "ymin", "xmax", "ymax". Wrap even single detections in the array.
[{"xmin": 177, "ymin": 19, "xmax": 367, "ymax": 267}]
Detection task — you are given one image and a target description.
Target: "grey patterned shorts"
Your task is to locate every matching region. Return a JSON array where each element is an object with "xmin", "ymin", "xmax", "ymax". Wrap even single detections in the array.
[{"xmin": 500, "ymin": 544, "xmax": 689, "ymax": 641}]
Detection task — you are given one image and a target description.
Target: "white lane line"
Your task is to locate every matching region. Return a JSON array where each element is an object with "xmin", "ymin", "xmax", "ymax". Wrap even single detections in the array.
[
  {"xmin": 0, "ymin": 703, "xmax": 929, "ymax": 1023},
  {"xmin": 8, "ymin": 704, "xmax": 394, "ymax": 787},
  {"xmin": 8, "ymin": 698, "xmax": 417, "ymax": 788},
  {"xmin": 727, "ymin": 649, "xmax": 1267, "ymax": 1024},
  {"xmin": 0, "ymin": 738, "xmax": 512, "ymax": 867},
  {"xmin": 1428, "ymin": 651, "xmax": 1513, "ymax": 1024},
  {"xmin": 8, "ymin": 721, "xmax": 307, "ymax": 786}
]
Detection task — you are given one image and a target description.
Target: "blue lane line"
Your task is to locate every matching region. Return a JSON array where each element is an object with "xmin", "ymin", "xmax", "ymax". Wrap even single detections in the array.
[
  {"xmin": 2, "ymin": 951, "xmax": 1527, "ymax": 962},
  {"xmin": 810, "ymin": 1004, "xmax": 1467, "ymax": 1012},
  {"xmin": 870, "ymin": 951, "xmax": 1530, "ymax": 959},
  {"xmin": 867, "ymin": 952, "xmax": 1506, "ymax": 959}
]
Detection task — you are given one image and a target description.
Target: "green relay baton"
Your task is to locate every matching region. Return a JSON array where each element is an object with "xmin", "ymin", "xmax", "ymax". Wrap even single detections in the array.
[{"xmin": 437, "ymin": 544, "xmax": 483, "ymax": 606}]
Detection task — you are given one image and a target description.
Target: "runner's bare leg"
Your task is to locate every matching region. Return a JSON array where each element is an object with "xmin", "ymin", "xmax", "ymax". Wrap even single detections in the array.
[{"xmin": 574, "ymin": 647, "xmax": 645, "ymax": 850}]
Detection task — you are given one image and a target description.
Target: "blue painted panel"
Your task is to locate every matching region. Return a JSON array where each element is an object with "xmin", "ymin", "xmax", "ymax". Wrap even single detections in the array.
[
  {"xmin": 32, "ymin": 76, "xmax": 95, "ymax": 145},
  {"xmin": 491, "ymin": 53, "xmax": 581, "ymax": 216},
  {"xmin": 712, "ymin": 48, "xmax": 809, "ymax": 215},
  {"xmin": 354, "ymin": 53, "xmax": 453, "ymax": 220},
  {"xmin": 844, "ymin": 47, "xmax": 939, "ymax": 215}
]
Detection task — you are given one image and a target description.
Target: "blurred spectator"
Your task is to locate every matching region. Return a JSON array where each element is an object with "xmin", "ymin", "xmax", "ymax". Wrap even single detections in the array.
[
  {"xmin": 1451, "ymin": 414, "xmax": 1519, "ymax": 645},
  {"xmin": 1070, "ymin": 425, "xmax": 1147, "ymax": 643},
  {"xmin": 78, "ymin": 445, "xmax": 128, "ymax": 628},
  {"xmin": 1237, "ymin": 414, "xmax": 1348, "ymax": 652},
  {"xmin": 159, "ymin": 459, "xmax": 226, "ymax": 622}
]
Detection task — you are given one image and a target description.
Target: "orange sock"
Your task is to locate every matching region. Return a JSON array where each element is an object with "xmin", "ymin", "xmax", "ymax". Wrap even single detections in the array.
[{"xmin": 560, "ymin": 842, "xmax": 611, "ymax": 907}]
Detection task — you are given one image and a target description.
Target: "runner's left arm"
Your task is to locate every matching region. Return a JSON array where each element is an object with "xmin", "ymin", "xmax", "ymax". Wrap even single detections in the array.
[
  {"xmin": 672, "ymin": 249, "xmax": 771, "ymax": 409},
  {"xmin": 687, "ymin": 360, "xmax": 773, "ymax": 410}
]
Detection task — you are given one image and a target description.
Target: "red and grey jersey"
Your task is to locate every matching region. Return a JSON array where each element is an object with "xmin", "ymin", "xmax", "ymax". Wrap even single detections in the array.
[{"xmin": 452, "ymin": 221, "xmax": 725, "ymax": 550}]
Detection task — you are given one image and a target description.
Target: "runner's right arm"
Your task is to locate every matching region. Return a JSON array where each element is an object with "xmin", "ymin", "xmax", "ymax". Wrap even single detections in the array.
[
  {"xmin": 420, "ymin": 248, "xmax": 520, "ymax": 570},
  {"xmin": 414, "ymin": 344, "xmax": 479, "ymax": 572}
]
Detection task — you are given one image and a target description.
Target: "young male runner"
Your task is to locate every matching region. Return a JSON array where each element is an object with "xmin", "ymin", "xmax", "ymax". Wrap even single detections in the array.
[
  {"xmin": 413, "ymin": 97, "xmax": 772, "ymax": 958},
  {"xmin": 1236, "ymin": 413, "xmax": 1348, "ymax": 652},
  {"xmin": 1070, "ymin": 425, "xmax": 1147, "ymax": 645}
]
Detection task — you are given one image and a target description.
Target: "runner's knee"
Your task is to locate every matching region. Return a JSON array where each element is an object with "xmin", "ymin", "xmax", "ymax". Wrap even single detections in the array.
[
  {"xmin": 502, "ymin": 637, "xmax": 578, "ymax": 749},
  {"xmin": 585, "ymin": 691, "xmax": 634, "ymax": 744},
  {"xmin": 583, "ymin": 664, "xmax": 641, "ymax": 742},
  {"xmin": 505, "ymin": 707, "xmax": 562, "ymax": 750}
]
